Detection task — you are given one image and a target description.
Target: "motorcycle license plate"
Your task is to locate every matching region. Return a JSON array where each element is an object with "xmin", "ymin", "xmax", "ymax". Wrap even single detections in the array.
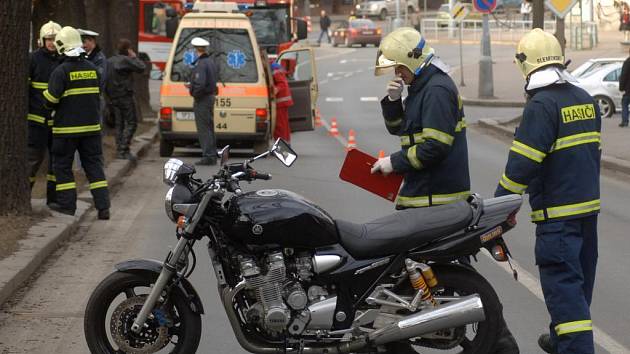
[
  {"xmin": 175, "ymin": 111, "xmax": 195, "ymax": 121},
  {"xmin": 362, "ymin": 30, "xmax": 373, "ymax": 35}
]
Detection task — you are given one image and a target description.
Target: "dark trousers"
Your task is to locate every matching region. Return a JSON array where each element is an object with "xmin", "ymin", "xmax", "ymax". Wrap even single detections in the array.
[
  {"xmin": 193, "ymin": 95, "xmax": 217, "ymax": 158},
  {"xmin": 28, "ymin": 123, "xmax": 56, "ymax": 203},
  {"xmin": 110, "ymin": 96, "xmax": 138, "ymax": 153},
  {"xmin": 318, "ymin": 29, "xmax": 331, "ymax": 43},
  {"xmin": 535, "ymin": 215, "xmax": 598, "ymax": 354},
  {"xmin": 622, "ymin": 95, "xmax": 630, "ymax": 125},
  {"xmin": 52, "ymin": 134, "xmax": 110, "ymax": 211}
]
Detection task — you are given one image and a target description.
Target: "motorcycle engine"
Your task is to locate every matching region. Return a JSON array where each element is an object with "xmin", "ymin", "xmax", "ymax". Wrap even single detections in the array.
[{"xmin": 240, "ymin": 251, "xmax": 331, "ymax": 336}]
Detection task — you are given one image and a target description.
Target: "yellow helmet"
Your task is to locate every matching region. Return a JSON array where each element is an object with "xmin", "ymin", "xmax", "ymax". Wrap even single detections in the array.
[
  {"xmin": 515, "ymin": 28, "xmax": 564, "ymax": 78},
  {"xmin": 54, "ymin": 26, "xmax": 85, "ymax": 57},
  {"xmin": 375, "ymin": 27, "xmax": 434, "ymax": 76},
  {"xmin": 39, "ymin": 21, "xmax": 61, "ymax": 46}
]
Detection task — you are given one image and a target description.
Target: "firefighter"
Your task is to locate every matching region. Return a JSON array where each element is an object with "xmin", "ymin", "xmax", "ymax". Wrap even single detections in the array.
[
  {"xmin": 370, "ymin": 27, "xmax": 519, "ymax": 354},
  {"xmin": 271, "ymin": 62, "xmax": 293, "ymax": 143},
  {"xmin": 495, "ymin": 29, "xmax": 601, "ymax": 354},
  {"xmin": 28, "ymin": 21, "xmax": 62, "ymax": 205},
  {"xmin": 44, "ymin": 26, "xmax": 110, "ymax": 220}
]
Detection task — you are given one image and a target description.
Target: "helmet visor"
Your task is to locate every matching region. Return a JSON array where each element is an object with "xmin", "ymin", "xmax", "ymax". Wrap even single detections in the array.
[{"xmin": 374, "ymin": 51, "xmax": 397, "ymax": 76}]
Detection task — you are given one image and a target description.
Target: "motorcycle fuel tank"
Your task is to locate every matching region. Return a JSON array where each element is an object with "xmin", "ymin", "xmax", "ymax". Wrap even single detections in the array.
[{"xmin": 225, "ymin": 189, "xmax": 339, "ymax": 248}]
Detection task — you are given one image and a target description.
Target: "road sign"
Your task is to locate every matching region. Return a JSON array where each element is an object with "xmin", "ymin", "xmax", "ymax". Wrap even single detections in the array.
[
  {"xmin": 473, "ymin": 0, "xmax": 497, "ymax": 14},
  {"xmin": 546, "ymin": 0, "xmax": 578, "ymax": 18},
  {"xmin": 450, "ymin": 2, "xmax": 470, "ymax": 22}
]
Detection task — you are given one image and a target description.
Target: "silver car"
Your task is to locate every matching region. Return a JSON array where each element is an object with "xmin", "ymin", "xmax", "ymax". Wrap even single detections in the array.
[
  {"xmin": 571, "ymin": 57, "xmax": 625, "ymax": 79},
  {"xmin": 574, "ymin": 62, "xmax": 623, "ymax": 118},
  {"xmin": 355, "ymin": 0, "xmax": 419, "ymax": 20}
]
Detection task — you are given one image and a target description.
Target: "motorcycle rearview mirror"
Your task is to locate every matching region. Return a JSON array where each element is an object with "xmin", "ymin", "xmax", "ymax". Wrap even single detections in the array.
[
  {"xmin": 219, "ymin": 145, "xmax": 230, "ymax": 166},
  {"xmin": 271, "ymin": 138, "xmax": 298, "ymax": 167},
  {"xmin": 163, "ymin": 158, "xmax": 184, "ymax": 186}
]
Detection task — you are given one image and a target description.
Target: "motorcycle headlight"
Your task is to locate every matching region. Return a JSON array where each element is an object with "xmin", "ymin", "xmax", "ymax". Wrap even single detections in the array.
[
  {"xmin": 164, "ymin": 184, "xmax": 193, "ymax": 223},
  {"xmin": 163, "ymin": 158, "xmax": 184, "ymax": 186}
]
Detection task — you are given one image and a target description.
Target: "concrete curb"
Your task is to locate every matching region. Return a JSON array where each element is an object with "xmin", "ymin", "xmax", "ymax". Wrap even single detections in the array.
[
  {"xmin": 462, "ymin": 97, "xmax": 525, "ymax": 108},
  {"xmin": 477, "ymin": 118, "xmax": 630, "ymax": 176},
  {"xmin": 0, "ymin": 126, "xmax": 158, "ymax": 306}
]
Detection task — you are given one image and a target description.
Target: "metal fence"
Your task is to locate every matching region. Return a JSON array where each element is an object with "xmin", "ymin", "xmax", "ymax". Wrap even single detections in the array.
[{"xmin": 420, "ymin": 19, "xmax": 557, "ymax": 42}]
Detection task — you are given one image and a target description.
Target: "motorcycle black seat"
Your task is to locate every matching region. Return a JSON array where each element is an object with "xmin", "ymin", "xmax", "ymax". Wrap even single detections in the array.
[{"xmin": 336, "ymin": 201, "xmax": 473, "ymax": 260}]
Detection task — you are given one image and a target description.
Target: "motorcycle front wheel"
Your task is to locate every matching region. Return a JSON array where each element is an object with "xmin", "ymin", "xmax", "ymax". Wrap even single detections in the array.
[
  {"xmin": 84, "ymin": 271, "xmax": 202, "ymax": 354},
  {"xmin": 385, "ymin": 265, "xmax": 502, "ymax": 354}
]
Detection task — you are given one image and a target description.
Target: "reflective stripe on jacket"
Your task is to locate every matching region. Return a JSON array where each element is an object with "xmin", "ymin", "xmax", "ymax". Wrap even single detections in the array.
[
  {"xmin": 28, "ymin": 48, "xmax": 59, "ymax": 126},
  {"xmin": 44, "ymin": 57, "xmax": 102, "ymax": 137},
  {"xmin": 383, "ymin": 65, "xmax": 470, "ymax": 209},
  {"xmin": 495, "ymin": 83, "xmax": 601, "ymax": 222}
]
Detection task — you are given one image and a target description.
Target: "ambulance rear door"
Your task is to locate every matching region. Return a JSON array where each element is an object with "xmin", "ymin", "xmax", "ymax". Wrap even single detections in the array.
[{"xmin": 276, "ymin": 48, "xmax": 318, "ymax": 132}]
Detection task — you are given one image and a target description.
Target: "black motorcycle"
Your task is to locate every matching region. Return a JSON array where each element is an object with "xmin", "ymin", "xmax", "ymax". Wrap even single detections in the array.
[{"xmin": 84, "ymin": 139, "xmax": 522, "ymax": 354}]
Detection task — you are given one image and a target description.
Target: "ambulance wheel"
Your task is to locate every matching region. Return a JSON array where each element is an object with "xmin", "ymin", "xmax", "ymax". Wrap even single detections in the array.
[{"xmin": 160, "ymin": 139, "xmax": 174, "ymax": 157}]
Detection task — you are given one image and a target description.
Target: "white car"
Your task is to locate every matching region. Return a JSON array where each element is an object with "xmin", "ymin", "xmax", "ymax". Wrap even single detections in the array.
[
  {"xmin": 355, "ymin": 0, "xmax": 419, "ymax": 21},
  {"xmin": 574, "ymin": 62, "xmax": 623, "ymax": 118},
  {"xmin": 571, "ymin": 58, "xmax": 624, "ymax": 78}
]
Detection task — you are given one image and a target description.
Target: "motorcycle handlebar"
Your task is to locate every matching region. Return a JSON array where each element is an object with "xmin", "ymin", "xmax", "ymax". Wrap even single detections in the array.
[{"xmin": 250, "ymin": 170, "xmax": 272, "ymax": 180}]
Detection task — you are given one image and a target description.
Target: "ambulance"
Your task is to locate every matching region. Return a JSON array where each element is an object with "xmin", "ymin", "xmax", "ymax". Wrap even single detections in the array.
[{"xmin": 158, "ymin": 1, "xmax": 317, "ymax": 156}]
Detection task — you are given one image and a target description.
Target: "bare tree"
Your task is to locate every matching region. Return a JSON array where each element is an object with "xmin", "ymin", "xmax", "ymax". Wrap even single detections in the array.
[{"xmin": 0, "ymin": 1, "xmax": 33, "ymax": 215}]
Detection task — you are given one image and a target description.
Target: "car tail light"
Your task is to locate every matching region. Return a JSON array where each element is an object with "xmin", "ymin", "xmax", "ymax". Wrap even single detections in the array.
[
  {"xmin": 256, "ymin": 108, "xmax": 268, "ymax": 132},
  {"xmin": 349, "ymin": 28, "xmax": 358, "ymax": 36},
  {"xmin": 376, "ymin": 28, "xmax": 382, "ymax": 35},
  {"xmin": 160, "ymin": 107, "xmax": 173, "ymax": 131}
]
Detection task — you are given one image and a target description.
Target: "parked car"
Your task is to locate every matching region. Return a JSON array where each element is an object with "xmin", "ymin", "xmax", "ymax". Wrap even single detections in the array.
[
  {"xmin": 575, "ymin": 62, "xmax": 622, "ymax": 118},
  {"xmin": 571, "ymin": 58, "xmax": 625, "ymax": 79},
  {"xmin": 355, "ymin": 0, "xmax": 419, "ymax": 21},
  {"xmin": 332, "ymin": 19, "xmax": 382, "ymax": 47}
]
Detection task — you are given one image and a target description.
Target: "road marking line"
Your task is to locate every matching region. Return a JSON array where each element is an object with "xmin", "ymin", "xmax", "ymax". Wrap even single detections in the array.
[
  {"xmin": 325, "ymin": 97, "xmax": 344, "ymax": 102},
  {"xmin": 317, "ymin": 116, "xmax": 630, "ymax": 353},
  {"xmin": 332, "ymin": 77, "xmax": 342, "ymax": 81},
  {"xmin": 327, "ymin": 72, "xmax": 334, "ymax": 77},
  {"xmin": 360, "ymin": 97, "xmax": 379, "ymax": 102},
  {"xmin": 320, "ymin": 79, "xmax": 329, "ymax": 85},
  {"xmin": 344, "ymin": 73, "xmax": 353, "ymax": 78},
  {"xmin": 340, "ymin": 59, "xmax": 348, "ymax": 64},
  {"xmin": 482, "ymin": 252, "xmax": 630, "ymax": 353}
]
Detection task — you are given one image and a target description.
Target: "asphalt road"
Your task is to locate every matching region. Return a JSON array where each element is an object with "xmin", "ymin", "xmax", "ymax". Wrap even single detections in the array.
[{"xmin": 0, "ymin": 45, "xmax": 628, "ymax": 354}]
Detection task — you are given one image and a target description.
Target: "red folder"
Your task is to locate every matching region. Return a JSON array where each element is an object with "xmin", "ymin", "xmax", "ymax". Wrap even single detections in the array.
[{"xmin": 339, "ymin": 149, "xmax": 403, "ymax": 202}]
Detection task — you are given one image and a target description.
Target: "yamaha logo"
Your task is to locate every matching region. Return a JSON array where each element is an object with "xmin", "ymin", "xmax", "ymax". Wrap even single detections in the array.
[{"xmin": 252, "ymin": 224, "xmax": 264, "ymax": 235}]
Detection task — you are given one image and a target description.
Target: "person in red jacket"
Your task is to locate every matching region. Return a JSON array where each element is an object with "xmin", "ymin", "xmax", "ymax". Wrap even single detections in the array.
[{"xmin": 271, "ymin": 62, "xmax": 293, "ymax": 143}]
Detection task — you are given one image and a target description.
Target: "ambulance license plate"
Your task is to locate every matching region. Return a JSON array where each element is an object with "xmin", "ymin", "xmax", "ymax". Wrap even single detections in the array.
[{"xmin": 175, "ymin": 111, "xmax": 195, "ymax": 121}]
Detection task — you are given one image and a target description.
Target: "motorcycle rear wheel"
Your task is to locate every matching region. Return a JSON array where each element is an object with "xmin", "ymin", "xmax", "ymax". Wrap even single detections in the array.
[
  {"xmin": 84, "ymin": 271, "xmax": 202, "ymax": 354},
  {"xmin": 384, "ymin": 265, "xmax": 501, "ymax": 354}
]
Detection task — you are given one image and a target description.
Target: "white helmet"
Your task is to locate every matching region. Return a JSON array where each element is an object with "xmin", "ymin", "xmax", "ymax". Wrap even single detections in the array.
[
  {"xmin": 39, "ymin": 21, "xmax": 61, "ymax": 47},
  {"xmin": 54, "ymin": 26, "xmax": 85, "ymax": 57},
  {"xmin": 191, "ymin": 37, "xmax": 210, "ymax": 47}
]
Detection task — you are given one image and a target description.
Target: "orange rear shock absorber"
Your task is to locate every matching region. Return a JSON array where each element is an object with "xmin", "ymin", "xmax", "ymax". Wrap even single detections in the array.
[{"xmin": 405, "ymin": 259, "xmax": 437, "ymax": 307}]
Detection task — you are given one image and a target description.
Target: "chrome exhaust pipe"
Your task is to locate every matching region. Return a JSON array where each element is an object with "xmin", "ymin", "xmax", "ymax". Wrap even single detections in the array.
[{"xmin": 369, "ymin": 295, "xmax": 485, "ymax": 345}]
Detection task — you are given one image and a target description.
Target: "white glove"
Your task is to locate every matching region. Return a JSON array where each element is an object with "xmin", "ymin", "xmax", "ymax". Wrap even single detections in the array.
[
  {"xmin": 387, "ymin": 79, "xmax": 403, "ymax": 101},
  {"xmin": 371, "ymin": 156, "xmax": 394, "ymax": 176}
]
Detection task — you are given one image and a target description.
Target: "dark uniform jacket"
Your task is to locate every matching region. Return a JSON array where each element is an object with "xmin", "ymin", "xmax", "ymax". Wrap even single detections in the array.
[
  {"xmin": 382, "ymin": 65, "xmax": 470, "ymax": 209},
  {"xmin": 495, "ymin": 83, "xmax": 601, "ymax": 223},
  {"xmin": 43, "ymin": 56, "xmax": 102, "ymax": 137},
  {"xmin": 28, "ymin": 48, "xmax": 59, "ymax": 127},
  {"xmin": 87, "ymin": 46, "xmax": 108, "ymax": 89},
  {"xmin": 189, "ymin": 53, "xmax": 218, "ymax": 99},
  {"xmin": 619, "ymin": 57, "xmax": 630, "ymax": 95},
  {"xmin": 105, "ymin": 54, "xmax": 146, "ymax": 99}
]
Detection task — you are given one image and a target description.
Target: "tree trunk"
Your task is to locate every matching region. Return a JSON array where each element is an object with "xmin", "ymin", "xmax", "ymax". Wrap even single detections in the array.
[
  {"xmin": 32, "ymin": 0, "xmax": 87, "ymax": 49},
  {"xmin": 0, "ymin": 2, "xmax": 32, "ymax": 215}
]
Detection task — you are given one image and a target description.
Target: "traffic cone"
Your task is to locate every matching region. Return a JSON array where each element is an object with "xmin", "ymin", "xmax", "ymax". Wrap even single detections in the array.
[
  {"xmin": 346, "ymin": 129, "xmax": 357, "ymax": 151},
  {"xmin": 329, "ymin": 118, "xmax": 339, "ymax": 137},
  {"xmin": 315, "ymin": 109, "xmax": 323, "ymax": 127},
  {"xmin": 378, "ymin": 150, "xmax": 385, "ymax": 159}
]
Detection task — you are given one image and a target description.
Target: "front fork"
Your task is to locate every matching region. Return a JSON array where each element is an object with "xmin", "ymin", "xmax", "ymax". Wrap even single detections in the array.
[{"xmin": 131, "ymin": 236, "xmax": 191, "ymax": 333}]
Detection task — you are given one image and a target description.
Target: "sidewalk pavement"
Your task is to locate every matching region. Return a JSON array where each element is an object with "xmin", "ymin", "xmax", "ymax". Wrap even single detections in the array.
[{"xmin": 0, "ymin": 80, "xmax": 162, "ymax": 306}]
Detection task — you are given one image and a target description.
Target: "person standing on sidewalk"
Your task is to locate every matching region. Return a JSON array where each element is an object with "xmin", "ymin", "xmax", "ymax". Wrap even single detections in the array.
[
  {"xmin": 317, "ymin": 10, "xmax": 332, "ymax": 44},
  {"xmin": 618, "ymin": 48, "xmax": 630, "ymax": 127},
  {"xmin": 495, "ymin": 29, "xmax": 601, "ymax": 354},
  {"xmin": 189, "ymin": 37, "xmax": 219, "ymax": 165},
  {"xmin": 44, "ymin": 26, "xmax": 110, "ymax": 220},
  {"xmin": 28, "ymin": 21, "xmax": 61, "ymax": 206},
  {"xmin": 371, "ymin": 27, "xmax": 519, "ymax": 354},
  {"xmin": 106, "ymin": 39, "xmax": 146, "ymax": 160},
  {"xmin": 79, "ymin": 29, "xmax": 108, "ymax": 125}
]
